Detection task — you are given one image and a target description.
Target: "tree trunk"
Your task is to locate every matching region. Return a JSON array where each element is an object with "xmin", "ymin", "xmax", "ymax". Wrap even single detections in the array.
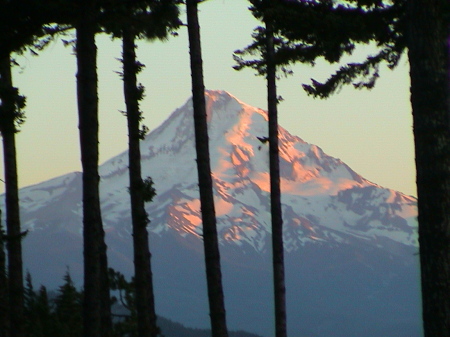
[
  {"xmin": 185, "ymin": 2, "xmax": 229, "ymax": 337},
  {"xmin": 0, "ymin": 210, "xmax": 9, "ymax": 337},
  {"xmin": 76, "ymin": 3, "xmax": 111, "ymax": 336},
  {"xmin": 407, "ymin": 0, "xmax": 450, "ymax": 335},
  {"xmin": 265, "ymin": 19, "xmax": 287, "ymax": 337},
  {"xmin": 0, "ymin": 55, "xmax": 24, "ymax": 337},
  {"xmin": 122, "ymin": 28, "xmax": 158, "ymax": 337}
]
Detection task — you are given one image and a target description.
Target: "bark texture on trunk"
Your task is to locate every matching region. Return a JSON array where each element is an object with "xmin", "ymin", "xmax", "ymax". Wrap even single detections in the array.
[
  {"xmin": 186, "ymin": 2, "xmax": 229, "ymax": 337},
  {"xmin": 0, "ymin": 55, "xmax": 23, "ymax": 337},
  {"xmin": 407, "ymin": 0, "xmax": 450, "ymax": 335},
  {"xmin": 122, "ymin": 28, "xmax": 158, "ymax": 337},
  {"xmin": 76, "ymin": 2, "xmax": 111, "ymax": 336},
  {"xmin": 265, "ymin": 20, "xmax": 287, "ymax": 337}
]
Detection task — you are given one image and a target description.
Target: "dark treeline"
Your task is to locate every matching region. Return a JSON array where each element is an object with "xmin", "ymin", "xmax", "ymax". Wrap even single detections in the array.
[
  {"xmin": 0, "ymin": 1, "xmax": 449, "ymax": 337},
  {"xmin": 22, "ymin": 269, "xmax": 263, "ymax": 337}
]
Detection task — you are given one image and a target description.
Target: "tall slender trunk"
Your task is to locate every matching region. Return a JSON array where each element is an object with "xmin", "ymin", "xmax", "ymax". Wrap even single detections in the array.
[
  {"xmin": 186, "ymin": 2, "xmax": 228, "ymax": 337},
  {"xmin": 0, "ymin": 210, "xmax": 9, "ymax": 337},
  {"xmin": 407, "ymin": 0, "xmax": 450, "ymax": 335},
  {"xmin": 265, "ymin": 19, "xmax": 287, "ymax": 337},
  {"xmin": 122, "ymin": 28, "xmax": 158, "ymax": 337},
  {"xmin": 0, "ymin": 55, "xmax": 24, "ymax": 337},
  {"xmin": 76, "ymin": 3, "xmax": 111, "ymax": 336}
]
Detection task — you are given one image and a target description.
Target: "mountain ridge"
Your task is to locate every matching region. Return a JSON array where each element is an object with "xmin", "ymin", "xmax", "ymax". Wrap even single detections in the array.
[{"xmin": 1, "ymin": 90, "xmax": 421, "ymax": 337}]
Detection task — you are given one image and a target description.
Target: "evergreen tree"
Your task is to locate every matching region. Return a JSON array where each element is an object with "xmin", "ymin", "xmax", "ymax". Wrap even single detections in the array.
[
  {"xmin": 102, "ymin": 2, "xmax": 180, "ymax": 336},
  {"xmin": 0, "ymin": 3, "xmax": 68, "ymax": 337},
  {"xmin": 235, "ymin": 0, "xmax": 450, "ymax": 335},
  {"xmin": 54, "ymin": 271, "xmax": 83, "ymax": 337},
  {"xmin": 0, "ymin": 3, "xmax": 179, "ymax": 337},
  {"xmin": 264, "ymin": 9, "xmax": 287, "ymax": 337},
  {"xmin": 120, "ymin": 5, "xmax": 179, "ymax": 337},
  {"xmin": 406, "ymin": 0, "xmax": 450, "ymax": 334},
  {"xmin": 75, "ymin": 0, "xmax": 112, "ymax": 335},
  {"xmin": 23, "ymin": 273, "xmax": 38, "ymax": 337},
  {"xmin": 0, "ymin": 1, "xmax": 109, "ymax": 335},
  {"xmin": 23, "ymin": 273, "xmax": 55, "ymax": 337},
  {"xmin": 234, "ymin": 4, "xmax": 289, "ymax": 336},
  {"xmin": 186, "ymin": 1, "xmax": 229, "ymax": 337},
  {"xmin": 122, "ymin": 30, "xmax": 159, "ymax": 334},
  {"xmin": 23, "ymin": 271, "xmax": 83, "ymax": 337},
  {"xmin": 0, "ymin": 54, "xmax": 26, "ymax": 337},
  {"xmin": 34, "ymin": 286, "xmax": 54, "ymax": 337},
  {"xmin": 0, "ymin": 0, "xmax": 48, "ymax": 59},
  {"xmin": 23, "ymin": 272, "xmax": 36, "ymax": 314}
]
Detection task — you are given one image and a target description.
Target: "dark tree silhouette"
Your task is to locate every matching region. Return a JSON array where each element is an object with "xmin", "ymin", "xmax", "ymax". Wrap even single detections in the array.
[
  {"xmin": 186, "ymin": 1, "xmax": 229, "ymax": 337},
  {"xmin": 102, "ymin": 2, "xmax": 180, "ymax": 336},
  {"xmin": 234, "ymin": 9, "xmax": 287, "ymax": 336},
  {"xmin": 23, "ymin": 273, "xmax": 56, "ymax": 337},
  {"xmin": 406, "ymin": 0, "xmax": 450, "ymax": 334},
  {"xmin": 0, "ymin": 210, "xmax": 7, "ymax": 337},
  {"xmin": 54, "ymin": 271, "xmax": 83, "ymax": 337},
  {"xmin": 122, "ymin": 28, "xmax": 159, "ymax": 337},
  {"xmin": 0, "ymin": 2, "xmax": 112, "ymax": 336},
  {"xmin": 33, "ymin": 286, "xmax": 54, "ymax": 337},
  {"xmin": 0, "ymin": 4, "xmax": 63, "ymax": 336},
  {"xmin": 235, "ymin": 0, "xmax": 450, "ymax": 335},
  {"xmin": 0, "ymin": 54, "xmax": 26, "ymax": 337},
  {"xmin": 0, "ymin": 0, "xmax": 47, "ymax": 59},
  {"xmin": 264, "ymin": 13, "xmax": 287, "ymax": 337},
  {"xmin": 75, "ymin": 0, "xmax": 112, "ymax": 335},
  {"xmin": 234, "ymin": 4, "xmax": 289, "ymax": 336}
]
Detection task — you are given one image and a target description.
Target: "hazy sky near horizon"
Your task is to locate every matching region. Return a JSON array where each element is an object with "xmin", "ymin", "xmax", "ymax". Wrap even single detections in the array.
[{"xmin": 0, "ymin": 0, "xmax": 416, "ymax": 197}]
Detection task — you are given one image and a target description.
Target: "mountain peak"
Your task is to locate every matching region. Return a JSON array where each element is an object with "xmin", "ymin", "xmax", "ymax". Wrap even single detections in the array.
[
  {"xmin": 204, "ymin": 89, "xmax": 243, "ymax": 105},
  {"xmin": 3, "ymin": 91, "xmax": 420, "ymax": 336},
  {"xmin": 15, "ymin": 90, "xmax": 417, "ymax": 254}
]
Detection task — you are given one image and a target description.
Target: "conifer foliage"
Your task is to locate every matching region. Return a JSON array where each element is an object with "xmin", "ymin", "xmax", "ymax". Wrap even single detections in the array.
[
  {"xmin": 234, "ymin": 3, "xmax": 287, "ymax": 335},
  {"xmin": 234, "ymin": 0, "xmax": 407, "ymax": 94},
  {"xmin": 0, "ymin": 54, "xmax": 27, "ymax": 337},
  {"xmin": 264, "ymin": 14, "xmax": 287, "ymax": 337},
  {"xmin": 54, "ymin": 272, "xmax": 83, "ymax": 337},
  {"xmin": 23, "ymin": 272, "xmax": 82, "ymax": 337},
  {"xmin": 236, "ymin": 0, "xmax": 450, "ymax": 335},
  {"xmin": 1, "ymin": 1, "xmax": 447, "ymax": 336},
  {"xmin": 19, "ymin": 269, "xmax": 264, "ymax": 337},
  {"xmin": 0, "ymin": 3, "xmax": 61, "ymax": 336},
  {"xmin": 103, "ymin": 2, "xmax": 180, "ymax": 336},
  {"xmin": 20, "ymin": 270, "xmax": 136, "ymax": 337}
]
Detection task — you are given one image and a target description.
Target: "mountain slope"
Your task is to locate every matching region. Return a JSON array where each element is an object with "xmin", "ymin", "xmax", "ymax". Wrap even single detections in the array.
[{"xmin": 1, "ymin": 90, "xmax": 421, "ymax": 337}]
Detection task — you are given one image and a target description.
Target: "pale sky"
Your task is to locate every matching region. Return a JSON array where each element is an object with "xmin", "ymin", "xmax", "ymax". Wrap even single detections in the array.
[{"xmin": 0, "ymin": 0, "xmax": 416, "ymax": 197}]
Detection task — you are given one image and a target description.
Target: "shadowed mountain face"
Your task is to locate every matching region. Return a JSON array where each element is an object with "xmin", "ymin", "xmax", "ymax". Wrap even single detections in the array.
[{"xmin": 3, "ymin": 90, "xmax": 421, "ymax": 337}]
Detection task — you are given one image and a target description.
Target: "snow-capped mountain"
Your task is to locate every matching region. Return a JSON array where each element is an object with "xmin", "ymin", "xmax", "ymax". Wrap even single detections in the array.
[{"xmin": 2, "ymin": 90, "xmax": 421, "ymax": 337}]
